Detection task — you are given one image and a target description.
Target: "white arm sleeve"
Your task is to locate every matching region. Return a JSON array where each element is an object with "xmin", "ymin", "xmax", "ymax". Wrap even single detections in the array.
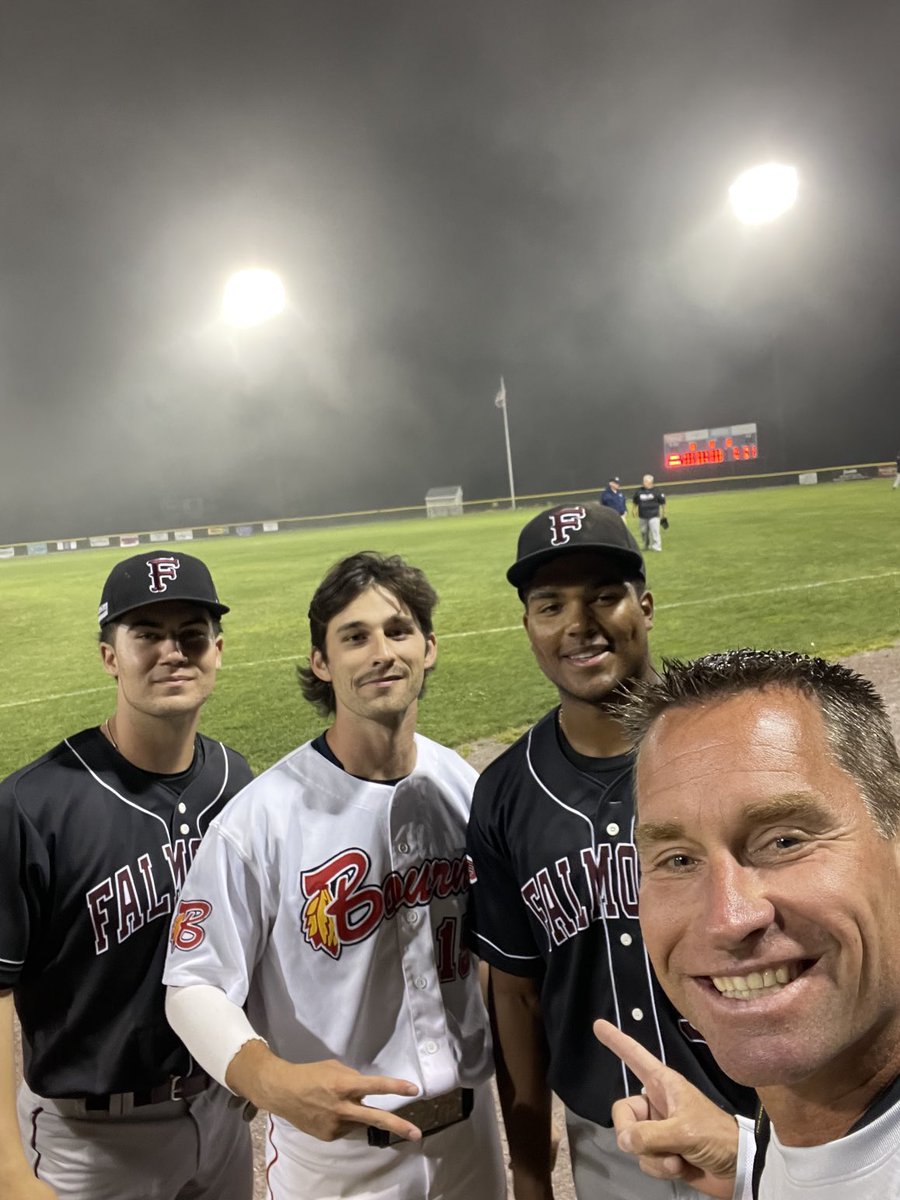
[
  {"xmin": 166, "ymin": 983, "xmax": 267, "ymax": 1093},
  {"xmin": 732, "ymin": 1114, "xmax": 757, "ymax": 1200}
]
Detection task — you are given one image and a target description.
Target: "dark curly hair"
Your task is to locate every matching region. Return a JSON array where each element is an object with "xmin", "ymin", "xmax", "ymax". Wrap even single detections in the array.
[
  {"xmin": 297, "ymin": 551, "xmax": 439, "ymax": 716},
  {"xmin": 623, "ymin": 648, "xmax": 900, "ymax": 838}
]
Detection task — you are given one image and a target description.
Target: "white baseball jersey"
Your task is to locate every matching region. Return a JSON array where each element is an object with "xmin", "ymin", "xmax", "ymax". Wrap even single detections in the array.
[{"xmin": 163, "ymin": 735, "xmax": 494, "ymax": 1106}]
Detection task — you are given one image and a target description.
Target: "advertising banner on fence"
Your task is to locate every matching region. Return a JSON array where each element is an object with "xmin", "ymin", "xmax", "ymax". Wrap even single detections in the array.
[
  {"xmin": 149, "ymin": 531, "xmax": 170, "ymax": 542},
  {"xmin": 56, "ymin": 541, "xmax": 77, "ymax": 551},
  {"xmin": 174, "ymin": 529, "xmax": 194, "ymax": 542},
  {"xmin": 0, "ymin": 547, "xmax": 15, "ymax": 559},
  {"xmin": 27, "ymin": 542, "xmax": 48, "ymax": 556},
  {"xmin": 262, "ymin": 521, "xmax": 279, "ymax": 532},
  {"xmin": 235, "ymin": 525, "xmax": 254, "ymax": 537},
  {"xmin": 119, "ymin": 535, "xmax": 140, "ymax": 547},
  {"xmin": 207, "ymin": 526, "xmax": 229, "ymax": 536},
  {"xmin": 89, "ymin": 536, "xmax": 111, "ymax": 548}
]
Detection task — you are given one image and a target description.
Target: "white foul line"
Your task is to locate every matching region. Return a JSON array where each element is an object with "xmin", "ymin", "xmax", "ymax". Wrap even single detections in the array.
[{"xmin": 2, "ymin": 569, "xmax": 898, "ymax": 712}]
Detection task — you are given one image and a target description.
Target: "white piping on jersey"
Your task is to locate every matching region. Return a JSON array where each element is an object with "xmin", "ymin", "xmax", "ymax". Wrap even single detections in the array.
[
  {"xmin": 526, "ymin": 727, "xmax": 668, "ymax": 1094},
  {"xmin": 194, "ymin": 742, "xmax": 229, "ymax": 832},
  {"xmin": 595, "ymin": 887, "xmax": 630, "ymax": 1097},
  {"xmin": 639, "ymin": 939, "xmax": 667, "ymax": 1069},
  {"xmin": 524, "ymin": 726, "xmax": 595, "ymax": 836},
  {"xmin": 524, "ymin": 726, "xmax": 628, "ymax": 1092},
  {"xmin": 63, "ymin": 738, "xmax": 174, "ymax": 843},
  {"xmin": 628, "ymin": 806, "xmax": 667, "ymax": 1068},
  {"xmin": 472, "ymin": 931, "xmax": 542, "ymax": 961},
  {"xmin": 0, "ymin": 954, "xmax": 25, "ymax": 965}
]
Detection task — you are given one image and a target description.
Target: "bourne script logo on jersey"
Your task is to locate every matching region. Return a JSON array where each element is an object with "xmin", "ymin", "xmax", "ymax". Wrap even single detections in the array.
[
  {"xmin": 548, "ymin": 506, "xmax": 586, "ymax": 547},
  {"xmin": 301, "ymin": 848, "xmax": 468, "ymax": 960},
  {"xmin": 147, "ymin": 556, "xmax": 181, "ymax": 593}
]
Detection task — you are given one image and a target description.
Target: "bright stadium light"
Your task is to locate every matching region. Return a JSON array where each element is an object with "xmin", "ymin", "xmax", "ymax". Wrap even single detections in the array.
[
  {"xmin": 221, "ymin": 268, "xmax": 286, "ymax": 327},
  {"xmin": 728, "ymin": 162, "xmax": 798, "ymax": 226}
]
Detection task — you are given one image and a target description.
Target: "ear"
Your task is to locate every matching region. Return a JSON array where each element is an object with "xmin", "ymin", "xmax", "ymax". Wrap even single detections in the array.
[
  {"xmin": 214, "ymin": 634, "xmax": 224, "ymax": 669},
  {"xmin": 639, "ymin": 589, "xmax": 654, "ymax": 631},
  {"xmin": 423, "ymin": 632, "xmax": 437, "ymax": 670},
  {"xmin": 310, "ymin": 647, "xmax": 332, "ymax": 683},
  {"xmin": 99, "ymin": 641, "xmax": 119, "ymax": 681}
]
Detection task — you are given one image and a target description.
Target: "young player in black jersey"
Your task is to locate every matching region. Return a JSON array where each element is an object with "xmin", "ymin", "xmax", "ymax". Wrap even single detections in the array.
[
  {"xmin": 465, "ymin": 503, "xmax": 754, "ymax": 1200},
  {"xmin": 0, "ymin": 551, "xmax": 253, "ymax": 1200}
]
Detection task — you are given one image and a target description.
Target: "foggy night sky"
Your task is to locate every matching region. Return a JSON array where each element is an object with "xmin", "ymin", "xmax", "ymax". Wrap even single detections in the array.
[{"xmin": 1, "ymin": 0, "xmax": 899, "ymax": 541}]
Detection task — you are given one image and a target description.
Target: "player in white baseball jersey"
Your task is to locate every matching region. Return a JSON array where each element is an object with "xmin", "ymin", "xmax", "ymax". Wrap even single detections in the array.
[{"xmin": 164, "ymin": 552, "xmax": 504, "ymax": 1200}]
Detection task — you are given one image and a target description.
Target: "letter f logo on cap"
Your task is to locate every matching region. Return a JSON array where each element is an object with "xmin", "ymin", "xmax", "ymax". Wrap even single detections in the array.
[
  {"xmin": 548, "ymin": 506, "xmax": 586, "ymax": 547},
  {"xmin": 146, "ymin": 556, "xmax": 181, "ymax": 594}
]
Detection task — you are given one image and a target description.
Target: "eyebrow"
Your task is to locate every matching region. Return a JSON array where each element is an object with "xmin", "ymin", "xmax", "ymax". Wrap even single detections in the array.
[
  {"xmin": 635, "ymin": 792, "xmax": 833, "ymax": 851},
  {"xmin": 527, "ymin": 580, "xmax": 626, "ymax": 602},
  {"xmin": 333, "ymin": 615, "xmax": 417, "ymax": 636},
  {"xmin": 125, "ymin": 616, "xmax": 210, "ymax": 631}
]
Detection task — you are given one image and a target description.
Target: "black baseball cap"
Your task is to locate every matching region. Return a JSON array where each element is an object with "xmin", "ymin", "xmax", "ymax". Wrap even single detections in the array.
[
  {"xmin": 98, "ymin": 552, "xmax": 230, "ymax": 626},
  {"xmin": 507, "ymin": 502, "xmax": 645, "ymax": 594}
]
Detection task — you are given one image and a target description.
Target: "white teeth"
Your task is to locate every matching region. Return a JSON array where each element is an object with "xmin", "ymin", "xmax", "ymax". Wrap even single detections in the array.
[{"xmin": 711, "ymin": 963, "xmax": 801, "ymax": 999}]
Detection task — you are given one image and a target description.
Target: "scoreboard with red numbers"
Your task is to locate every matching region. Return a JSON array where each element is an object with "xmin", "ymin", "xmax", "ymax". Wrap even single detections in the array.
[{"xmin": 663, "ymin": 423, "xmax": 759, "ymax": 470}]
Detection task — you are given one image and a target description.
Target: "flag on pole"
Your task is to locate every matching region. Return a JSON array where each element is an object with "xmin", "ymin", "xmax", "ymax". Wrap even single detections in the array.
[{"xmin": 494, "ymin": 376, "xmax": 507, "ymax": 410}]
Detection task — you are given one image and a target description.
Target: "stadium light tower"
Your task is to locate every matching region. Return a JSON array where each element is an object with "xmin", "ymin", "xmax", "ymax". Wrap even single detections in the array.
[
  {"xmin": 728, "ymin": 161, "xmax": 799, "ymax": 474},
  {"xmin": 221, "ymin": 268, "xmax": 286, "ymax": 327},
  {"xmin": 728, "ymin": 162, "xmax": 798, "ymax": 226}
]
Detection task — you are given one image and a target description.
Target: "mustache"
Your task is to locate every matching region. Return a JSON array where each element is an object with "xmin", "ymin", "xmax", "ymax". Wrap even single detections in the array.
[{"xmin": 358, "ymin": 669, "xmax": 406, "ymax": 686}]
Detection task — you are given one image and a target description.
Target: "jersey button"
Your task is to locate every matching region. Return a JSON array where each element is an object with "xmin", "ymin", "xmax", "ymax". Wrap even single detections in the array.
[
  {"xmin": 414, "ymin": 976, "xmax": 427, "ymax": 989},
  {"xmin": 406, "ymin": 911, "xmax": 419, "ymax": 926},
  {"xmin": 619, "ymin": 932, "xmax": 633, "ymax": 947},
  {"xmin": 631, "ymin": 1008, "xmax": 644, "ymax": 1021},
  {"xmin": 397, "ymin": 842, "xmax": 410, "ymax": 854},
  {"xmin": 606, "ymin": 822, "xmax": 620, "ymax": 836},
  {"xmin": 178, "ymin": 803, "xmax": 187, "ymax": 814},
  {"xmin": 423, "ymin": 1040, "xmax": 439, "ymax": 1054},
  {"xmin": 179, "ymin": 823, "xmax": 190, "ymax": 835}
]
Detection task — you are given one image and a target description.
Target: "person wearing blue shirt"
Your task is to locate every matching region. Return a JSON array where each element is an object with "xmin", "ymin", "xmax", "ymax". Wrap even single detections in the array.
[{"xmin": 600, "ymin": 477, "xmax": 627, "ymax": 519}]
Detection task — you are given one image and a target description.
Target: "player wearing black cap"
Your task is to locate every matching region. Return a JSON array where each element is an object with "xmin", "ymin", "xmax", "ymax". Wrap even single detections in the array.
[
  {"xmin": 465, "ymin": 503, "xmax": 753, "ymax": 1200},
  {"xmin": 0, "ymin": 552, "xmax": 253, "ymax": 1200}
]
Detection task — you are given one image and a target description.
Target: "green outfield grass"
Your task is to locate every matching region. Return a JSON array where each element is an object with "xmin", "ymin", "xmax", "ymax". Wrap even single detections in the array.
[{"xmin": 2, "ymin": 478, "xmax": 899, "ymax": 778}]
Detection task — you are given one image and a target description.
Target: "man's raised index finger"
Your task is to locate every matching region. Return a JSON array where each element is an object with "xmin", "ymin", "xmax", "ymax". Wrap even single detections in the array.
[{"xmin": 593, "ymin": 1019, "xmax": 668, "ymax": 1086}]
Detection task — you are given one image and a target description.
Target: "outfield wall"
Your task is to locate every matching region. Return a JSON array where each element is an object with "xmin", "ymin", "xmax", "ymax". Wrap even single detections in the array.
[{"xmin": 0, "ymin": 461, "xmax": 893, "ymax": 560}]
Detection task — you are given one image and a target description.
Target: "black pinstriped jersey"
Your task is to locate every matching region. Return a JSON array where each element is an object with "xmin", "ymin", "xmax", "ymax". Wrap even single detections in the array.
[
  {"xmin": 0, "ymin": 726, "xmax": 252, "ymax": 1098},
  {"xmin": 465, "ymin": 708, "xmax": 754, "ymax": 1126}
]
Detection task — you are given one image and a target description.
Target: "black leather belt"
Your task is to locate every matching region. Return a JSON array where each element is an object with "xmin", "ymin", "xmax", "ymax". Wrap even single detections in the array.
[{"xmin": 83, "ymin": 1071, "xmax": 211, "ymax": 1111}]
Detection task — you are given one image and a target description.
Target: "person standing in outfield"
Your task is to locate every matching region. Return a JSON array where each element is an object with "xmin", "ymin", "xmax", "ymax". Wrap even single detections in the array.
[
  {"xmin": 465, "ymin": 503, "xmax": 754, "ymax": 1200},
  {"xmin": 601, "ymin": 477, "xmax": 628, "ymax": 520},
  {"xmin": 632, "ymin": 475, "xmax": 667, "ymax": 551},
  {"xmin": 164, "ymin": 552, "xmax": 504, "ymax": 1200},
  {"xmin": 0, "ymin": 551, "xmax": 253, "ymax": 1200},
  {"xmin": 595, "ymin": 650, "xmax": 900, "ymax": 1199},
  {"xmin": 893, "ymin": 450, "xmax": 900, "ymax": 488}
]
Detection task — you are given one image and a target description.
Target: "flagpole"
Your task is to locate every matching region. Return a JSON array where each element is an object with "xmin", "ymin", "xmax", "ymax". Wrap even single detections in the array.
[{"xmin": 495, "ymin": 376, "xmax": 517, "ymax": 511}]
